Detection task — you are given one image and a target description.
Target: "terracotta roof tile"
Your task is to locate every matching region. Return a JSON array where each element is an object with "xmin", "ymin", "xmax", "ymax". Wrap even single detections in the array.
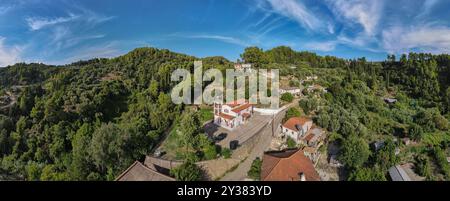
[
  {"xmin": 225, "ymin": 99, "xmax": 248, "ymax": 107},
  {"xmin": 304, "ymin": 134, "xmax": 315, "ymax": 142},
  {"xmin": 283, "ymin": 117, "xmax": 312, "ymax": 132},
  {"xmin": 219, "ymin": 113, "xmax": 235, "ymax": 120},
  {"xmin": 261, "ymin": 149, "xmax": 320, "ymax": 181},
  {"xmin": 232, "ymin": 103, "xmax": 252, "ymax": 113}
]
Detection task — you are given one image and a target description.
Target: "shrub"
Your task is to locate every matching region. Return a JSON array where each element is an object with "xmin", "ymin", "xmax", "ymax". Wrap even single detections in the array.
[
  {"xmin": 285, "ymin": 107, "xmax": 301, "ymax": 122},
  {"xmin": 221, "ymin": 148, "xmax": 232, "ymax": 159},
  {"xmin": 281, "ymin": 93, "xmax": 294, "ymax": 103},
  {"xmin": 170, "ymin": 161, "xmax": 203, "ymax": 181},
  {"xmin": 287, "ymin": 137, "xmax": 297, "ymax": 149},
  {"xmin": 415, "ymin": 155, "xmax": 431, "ymax": 178},
  {"xmin": 247, "ymin": 157, "xmax": 262, "ymax": 180}
]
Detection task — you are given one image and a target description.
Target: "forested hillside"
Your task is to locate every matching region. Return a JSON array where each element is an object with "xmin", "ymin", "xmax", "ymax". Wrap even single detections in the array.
[
  {"xmin": 0, "ymin": 48, "xmax": 199, "ymax": 180},
  {"xmin": 0, "ymin": 46, "xmax": 449, "ymax": 180},
  {"xmin": 241, "ymin": 46, "xmax": 450, "ymax": 180}
]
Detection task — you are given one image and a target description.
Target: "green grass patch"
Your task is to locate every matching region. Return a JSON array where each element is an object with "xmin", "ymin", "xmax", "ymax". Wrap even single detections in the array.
[
  {"xmin": 198, "ymin": 108, "xmax": 214, "ymax": 124},
  {"xmin": 160, "ymin": 125, "xmax": 186, "ymax": 160},
  {"xmin": 287, "ymin": 137, "xmax": 297, "ymax": 149},
  {"xmin": 422, "ymin": 132, "xmax": 450, "ymax": 146}
]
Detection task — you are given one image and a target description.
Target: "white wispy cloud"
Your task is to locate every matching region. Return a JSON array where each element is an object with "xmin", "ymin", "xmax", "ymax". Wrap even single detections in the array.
[
  {"xmin": 250, "ymin": 13, "xmax": 273, "ymax": 28},
  {"xmin": 51, "ymin": 26, "xmax": 71, "ymax": 43},
  {"xmin": 304, "ymin": 41, "xmax": 337, "ymax": 52},
  {"xmin": 22, "ymin": 5, "xmax": 115, "ymax": 64},
  {"xmin": 304, "ymin": 33, "xmax": 384, "ymax": 53},
  {"xmin": 263, "ymin": 0, "xmax": 323, "ymax": 31},
  {"xmin": 81, "ymin": 8, "xmax": 116, "ymax": 25},
  {"xmin": 424, "ymin": 0, "xmax": 440, "ymax": 10},
  {"xmin": 337, "ymin": 34, "xmax": 373, "ymax": 48},
  {"xmin": 47, "ymin": 41, "xmax": 122, "ymax": 65},
  {"xmin": 26, "ymin": 6, "xmax": 115, "ymax": 31},
  {"xmin": 326, "ymin": 0, "xmax": 384, "ymax": 36},
  {"xmin": 254, "ymin": 16, "xmax": 286, "ymax": 38},
  {"xmin": 0, "ymin": 6, "xmax": 13, "ymax": 15},
  {"xmin": 26, "ymin": 13, "xmax": 80, "ymax": 31},
  {"xmin": 0, "ymin": 37, "xmax": 23, "ymax": 67},
  {"xmin": 175, "ymin": 34, "xmax": 251, "ymax": 47},
  {"xmin": 49, "ymin": 26, "xmax": 105, "ymax": 50},
  {"xmin": 63, "ymin": 34, "xmax": 105, "ymax": 49},
  {"xmin": 327, "ymin": 23, "xmax": 335, "ymax": 34},
  {"xmin": 416, "ymin": 0, "xmax": 440, "ymax": 18},
  {"xmin": 382, "ymin": 25, "xmax": 450, "ymax": 54}
]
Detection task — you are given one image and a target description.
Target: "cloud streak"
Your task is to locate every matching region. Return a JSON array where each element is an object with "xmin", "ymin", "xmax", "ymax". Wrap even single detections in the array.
[
  {"xmin": 26, "ymin": 13, "xmax": 80, "ymax": 31},
  {"xmin": 26, "ymin": 6, "xmax": 115, "ymax": 31},
  {"xmin": 419, "ymin": 0, "xmax": 440, "ymax": 17},
  {"xmin": 326, "ymin": 0, "xmax": 383, "ymax": 36},
  {"xmin": 21, "ymin": 5, "xmax": 116, "ymax": 64},
  {"xmin": 382, "ymin": 25, "xmax": 450, "ymax": 54},
  {"xmin": 47, "ymin": 41, "xmax": 122, "ymax": 65},
  {"xmin": 304, "ymin": 41, "xmax": 337, "ymax": 52},
  {"xmin": 263, "ymin": 0, "xmax": 323, "ymax": 31},
  {"xmin": 0, "ymin": 37, "xmax": 22, "ymax": 67},
  {"xmin": 0, "ymin": 6, "xmax": 13, "ymax": 15},
  {"xmin": 176, "ymin": 34, "xmax": 251, "ymax": 47}
]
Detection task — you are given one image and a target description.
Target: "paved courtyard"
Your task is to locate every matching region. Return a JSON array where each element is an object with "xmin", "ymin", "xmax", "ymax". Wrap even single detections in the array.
[
  {"xmin": 204, "ymin": 112, "xmax": 273, "ymax": 148},
  {"xmin": 220, "ymin": 107, "xmax": 288, "ymax": 181}
]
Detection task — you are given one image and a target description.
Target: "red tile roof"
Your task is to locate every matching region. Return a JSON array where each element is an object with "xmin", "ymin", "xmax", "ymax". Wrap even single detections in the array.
[
  {"xmin": 283, "ymin": 117, "xmax": 312, "ymax": 132},
  {"xmin": 219, "ymin": 113, "xmax": 235, "ymax": 120},
  {"xmin": 232, "ymin": 103, "xmax": 252, "ymax": 113},
  {"xmin": 261, "ymin": 149, "xmax": 320, "ymax": 181},
  {"xmin": 304, "ymin": 134, "xmax": 315, "ymax": 142},
  {"xmin": 225, "ymin": 99, "xmax": 248, "ymax": 107}
]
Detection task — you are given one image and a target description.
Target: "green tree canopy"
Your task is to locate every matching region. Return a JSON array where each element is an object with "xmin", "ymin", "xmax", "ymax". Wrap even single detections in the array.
[
  {"xmin": 339, "ymin": 134, "xmax": 370, "ymax": 170},
  {"xmin": 170, "ymin": 161, "xmax": 203, "ymax": 181}
]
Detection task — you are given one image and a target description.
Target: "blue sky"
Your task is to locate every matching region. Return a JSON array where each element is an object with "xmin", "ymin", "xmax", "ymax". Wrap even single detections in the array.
[{"xmin": 0, "ymin": 0, "xmax": 450, "ymax": 66}]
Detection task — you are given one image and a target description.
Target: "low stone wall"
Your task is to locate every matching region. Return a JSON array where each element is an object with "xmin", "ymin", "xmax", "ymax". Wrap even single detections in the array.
[
  {"xmin": 254, "ymin": 105, "xmax": 288, "ymax": 115},
  {"xmin": 144, "ymin": 116, "xmax": 272, "ymax": 181},
  {"xmin": 199, "ymin": 121, "xmax": 270, "ymax": 180}
]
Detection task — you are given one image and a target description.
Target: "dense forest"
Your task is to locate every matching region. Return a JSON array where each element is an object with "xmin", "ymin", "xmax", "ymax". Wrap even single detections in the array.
[{"xmin": 1, "ymin": 46, "xmax": 449, "ymax": 180}]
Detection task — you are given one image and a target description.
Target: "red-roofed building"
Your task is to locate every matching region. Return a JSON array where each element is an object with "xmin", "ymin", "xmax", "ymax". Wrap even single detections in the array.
[
  {"xmin": 234, "ymin": 63, "xmax": 252, "ymax": 73},
  {"xmin": 261, "ymin": 149, "xmax": 320, "ymax": 181},
  {"xmin": 280, "ymin": 117, "xmax": 313, "ymax": 143},
  {"xmin": 213, "ymin": 100, "xmax": 254, "ymax": 130}
]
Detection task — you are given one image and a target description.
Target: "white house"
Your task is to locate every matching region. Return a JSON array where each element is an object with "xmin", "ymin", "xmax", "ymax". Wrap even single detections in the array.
[
  {"xmin": 306, "ymin": 84, "xmax": 328, "ymax": 93},
  {"xmin": 234, "ymin": 63, "xmax": 252, "ymax": 73},
  {"xmin": 280, "ymin": 117, "xmax": 313, "ymax": 143},
  {"xmin": 280, "ymin": 87, "xmax": 302, "ymax": 96},
  {"xmin": 305, "ymin": 76, "xmax": 318, "ymax": 81},
  {"xmin": 214, "ymin": 99, "xmax": 254, "ymax": 130}
]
